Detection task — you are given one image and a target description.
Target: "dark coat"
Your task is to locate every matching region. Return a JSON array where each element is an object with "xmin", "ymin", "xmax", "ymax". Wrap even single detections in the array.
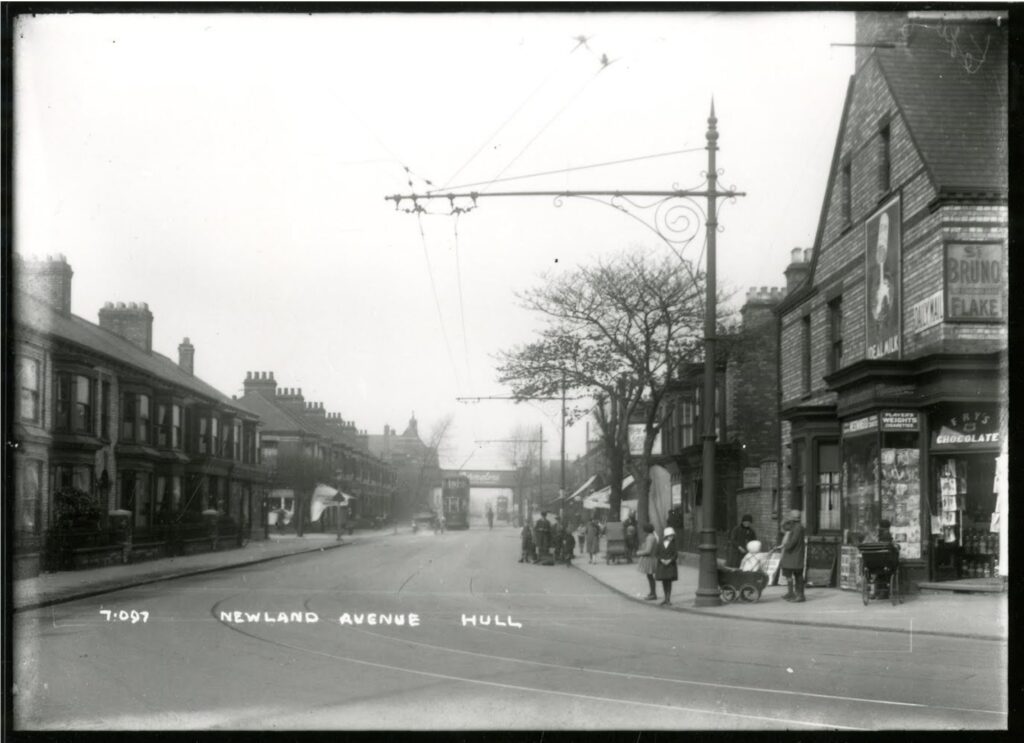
[
  {"xmin": 780, "ymin": 520, "xmax": 806, "ymax": 570},
  {"xmin": 654, "ymin": 538, "xmax": 678, "ymax": 581},
  {"xmin": 727, "ymin": 524, "xmax": 757, "ymax": 568}
]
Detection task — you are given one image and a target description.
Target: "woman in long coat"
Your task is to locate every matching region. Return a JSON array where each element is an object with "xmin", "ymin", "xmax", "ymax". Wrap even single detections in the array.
[
  {"xmin": 585, "ymin": 515, "xmax": 601, "ymax": 564},
  {"xmin": 654, "ymin": 526, "xmax": 679, "ymax": 606},
  {"xmin": 635, "ymin": 523, "xmax": 659, "ymax": 600}
]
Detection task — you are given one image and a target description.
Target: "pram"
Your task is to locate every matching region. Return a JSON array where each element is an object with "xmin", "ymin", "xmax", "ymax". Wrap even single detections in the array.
[
  {"xmin": 717, "ymin": 566, "xmax": 769, "ymax": 603},
  {"xmin": 857, "ymin": 542, "xmax": 903, "ymax": 606}
]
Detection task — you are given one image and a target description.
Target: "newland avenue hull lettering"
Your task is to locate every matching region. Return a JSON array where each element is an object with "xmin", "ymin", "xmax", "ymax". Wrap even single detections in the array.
[{"xmin": 217, "ymin": 611, "xmax": 522, "ymax": 627}]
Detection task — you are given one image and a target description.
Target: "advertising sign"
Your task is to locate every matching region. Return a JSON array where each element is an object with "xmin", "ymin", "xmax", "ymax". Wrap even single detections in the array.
[
  {"xmin": 908, "ymin": 290, "xmax": 944, "ymax": 333},
  {"xmin": 628, "ymin": 423, "xmax": 662, "ymax": 456},
  {"xmin": 945, "ymin": 243, "xmax": 1004, "ymax": 322},
  {"xmin": 930, "ymin": 405, "xmax": 1000, "ymax": 450},
  {"xmin": 880, "ymin": 411, "xmax": 919, "ymax": 432},
  {"xmin": 842, "ymin": 414, "xmax": 878, "ymax": 437},
  {"xmin": 446, "ymin": 470, "xmax": 518, "ymax": 488},
  {"xmin": 865, "ymin": 196, "xmax": 902, "ymax": 359}
]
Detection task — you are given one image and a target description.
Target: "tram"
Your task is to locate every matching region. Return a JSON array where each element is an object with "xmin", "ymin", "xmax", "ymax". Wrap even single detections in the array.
[{"xmin": 441, "ymin": 475, "xmax": 470, "ymax": 529}]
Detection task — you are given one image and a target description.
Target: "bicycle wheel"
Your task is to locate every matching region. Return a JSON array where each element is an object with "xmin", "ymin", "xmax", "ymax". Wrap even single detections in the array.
[{"xmin": 862, "ymin": 568, "xmax": 870, "ymax": 606}]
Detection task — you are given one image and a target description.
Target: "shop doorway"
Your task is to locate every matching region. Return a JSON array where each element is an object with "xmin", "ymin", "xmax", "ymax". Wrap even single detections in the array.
[{"xmin": 932, "ymin": 454, "xmax": 997, "ymax": 581}]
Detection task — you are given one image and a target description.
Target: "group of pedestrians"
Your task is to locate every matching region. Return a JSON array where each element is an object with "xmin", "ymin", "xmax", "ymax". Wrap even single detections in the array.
[
  {"xmin": 519, "ymin": 511, "xmax": 577, "ymax": 566},
  {"xmin": 635, "ymin": 523, "xmax": 679, "ymax": 606},
  {"xmin": 724, "ymin": 509, "xmax": 807, "ymax": 603}
]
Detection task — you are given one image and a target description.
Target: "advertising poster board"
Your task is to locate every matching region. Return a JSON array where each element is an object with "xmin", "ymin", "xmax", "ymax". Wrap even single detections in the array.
[
  {"xmin": 945, "ymin": 242, "xmax": 1004, "ymax": 322},
  {"xmin": 865, "ymin": 196, "xmax": 902, "ymax": 360}
]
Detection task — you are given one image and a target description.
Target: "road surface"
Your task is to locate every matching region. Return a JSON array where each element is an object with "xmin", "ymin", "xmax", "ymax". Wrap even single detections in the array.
[{"xmin": 13, "ymin": 527, "xmax": 1007, "ymax": 730}]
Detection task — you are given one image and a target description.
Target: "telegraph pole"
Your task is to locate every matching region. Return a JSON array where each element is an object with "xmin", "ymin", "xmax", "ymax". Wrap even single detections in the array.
[{"xmin": 390, "ymin": 104, "xmax": 740, "ymax": 607}]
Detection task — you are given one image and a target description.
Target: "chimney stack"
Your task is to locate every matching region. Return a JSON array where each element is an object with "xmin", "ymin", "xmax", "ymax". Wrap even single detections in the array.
[
  {"xmin": 178, "ymin": 337, "xmax": 195, "ymax": 375},
  {"xmin": 784, "ymin": 247, "xmax": 813, "ymax": 294},
  {"xmin": 243, "ymin": 371, "xmax": 277, "ymax": 400},
  {"xmin": 98, "ymin": 301, "xmax": 154, "ymax": 352},
  {"xmin": 741, "ymin": 286, "xmax": 787, "ymax": 329},
  {"xmin": 17, "ymin": 254, "xmax": 74, "ymax": 315}
]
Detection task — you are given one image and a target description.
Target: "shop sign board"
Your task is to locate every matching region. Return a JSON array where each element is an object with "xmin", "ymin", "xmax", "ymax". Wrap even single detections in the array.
[
  {"xmin": 880, "ymin": 411, "xmax": 919, "ymax": 432},
  {"xmin": 908, "ymin": 290, "xmax": 944, "ymax": 333},
  {"xmin": 865, "ymin": 196, "xmax": 902, "ymax": 360},
  {"xmin": 447, "ymin": 470, "xmax": 518, "ymax": 488},
  {"xmin": 945, "ymin": 243, "xmax": 1004, "ymax": 322},
  {"xmin": 842, "ymin": 414, "xmax": 878, "ymax": 437},
  {"xmin": 628, "ymin": 424, "xmax": 662, "ymax": 456},
  {"xmin": 931, "ymin": 405, "xmax": 1000, "ymax": 450}
]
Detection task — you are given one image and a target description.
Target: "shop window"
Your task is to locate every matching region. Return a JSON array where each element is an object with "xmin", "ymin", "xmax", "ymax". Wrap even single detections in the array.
[
  {"xmin": 828, "ymin": 296, "xmax": 843, "ymax": 373},
  {"xmin": 18, "ymin": 459, "xmax": 43, "ymax": 533},
  {"xmin": 842, "ymin": 434, "xmax": 878, "ymax": 543},
  {"xmin": 817, "ymin": 442, "xmax": 841, "ymax": 530},
  {"xmin": 18, "ymin": 357, "xmax": 41, "ymax": 423}
]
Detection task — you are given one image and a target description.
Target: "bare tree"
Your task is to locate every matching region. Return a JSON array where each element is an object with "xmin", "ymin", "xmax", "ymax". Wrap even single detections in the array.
[
  {"xmin": 496, "ymin": 248, "xmax": 706, "ymax": 526},
  {"xmin": 505, "ymin": 424, "xmax": 541, "ymax": 524}
]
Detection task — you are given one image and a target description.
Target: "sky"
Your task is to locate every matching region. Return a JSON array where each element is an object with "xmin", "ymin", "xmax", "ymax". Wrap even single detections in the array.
[{"xmin": 14, "ymin": 10, "xmax": 855, "ymax": 474}]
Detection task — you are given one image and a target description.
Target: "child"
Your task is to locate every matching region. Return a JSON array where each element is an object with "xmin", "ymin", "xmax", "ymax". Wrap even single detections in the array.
[
  {"xmin": 519, "ymin": 522, "xmax": 535, "ymax": 563},
  {"xmin": 739, "ymin": 540, "xmax": 768, "ymax": 573}
]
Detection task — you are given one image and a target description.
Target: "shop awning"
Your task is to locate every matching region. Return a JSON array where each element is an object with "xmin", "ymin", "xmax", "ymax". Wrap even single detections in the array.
[
  {"xmin": 582, "ymin": 476, "xmax": 635, "ymax": 509},
  {"xmin": 566, "ymin": 474, "xmax": 599, "ymax": 501},
  {"xmin": 310, "ymin": 483, "xmax": 355, "ymax": 521}
]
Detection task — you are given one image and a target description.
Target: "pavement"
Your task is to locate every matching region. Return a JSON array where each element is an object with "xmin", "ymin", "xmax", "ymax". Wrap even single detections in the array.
[
  {"xmin": 571, "ymin": 547, "xmax": 1008, "ymax": 641},
  {"xmin": 12, "ymin": 531, "xmax": 365, "ymax": 612},
  {"xmin": 13, "ymin": 528, "xmax": 1008, "ymax": 641}
]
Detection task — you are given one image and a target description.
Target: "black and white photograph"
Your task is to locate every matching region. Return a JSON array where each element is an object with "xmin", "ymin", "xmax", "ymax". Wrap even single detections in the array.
[{"xmin": 5, "ymin": 5, "xmax": 1009, "ymax": 732}]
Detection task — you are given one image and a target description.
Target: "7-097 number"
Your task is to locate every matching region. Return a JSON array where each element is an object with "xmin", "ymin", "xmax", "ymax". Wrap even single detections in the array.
[{"xmin": 100, "ymin": 610, "xmax": 149, "ymax": 623}]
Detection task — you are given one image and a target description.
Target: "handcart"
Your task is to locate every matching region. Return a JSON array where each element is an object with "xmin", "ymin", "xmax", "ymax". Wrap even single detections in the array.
[
  {"xmin": 717, "ymin": 567, "xmax": 769, "ymax": 603},
  {"xmin": 858, "ymin": 542, "xmax": 903, "ymax": 606}
]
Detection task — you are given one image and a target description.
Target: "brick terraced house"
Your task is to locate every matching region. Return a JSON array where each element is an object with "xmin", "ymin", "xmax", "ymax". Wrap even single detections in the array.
[
  {"xmin": 775, "ymin": 10, "xmax": 1007, "ymax": 589},
  {"xmin": 12, "ymin": 255, "xmax": 266, "ymax": 577}
]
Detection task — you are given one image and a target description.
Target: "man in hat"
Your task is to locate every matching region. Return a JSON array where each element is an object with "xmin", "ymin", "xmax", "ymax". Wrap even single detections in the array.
[
  {"xmin": 727, "ymin": 514, "xmax": 757, "ymax": 568},
  {"xmin": 780, "ymin": 509, "xmax": 806, "ymax": 602}
]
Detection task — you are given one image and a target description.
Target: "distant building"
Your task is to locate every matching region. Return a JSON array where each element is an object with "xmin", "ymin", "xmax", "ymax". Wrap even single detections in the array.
[
  {"xmin": 367, "ymin": 414, "xmax": 440, "ymax": 522},
  {"xmin": 11, "ymin": 255, "xmax": 265, "ymax": 577},
  {"xmin": 776, "ymin": 10, "xmax": 1007, "ymax": 588},
  {"xmin": 658, "ymin": 286, "xmax": 786, "ymax": 553},
  {"xmin": 235, "ymin": 376, "xmax": 396, "ymax": 530}
]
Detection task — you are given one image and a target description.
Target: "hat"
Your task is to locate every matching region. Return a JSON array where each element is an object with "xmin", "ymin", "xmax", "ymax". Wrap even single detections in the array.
[
  {"xmin": 788, "ymin": 509, "xmax": 802, "ymax": 521},
  {"xmin": 663, "ymin": 527, "xmax": 676, "ymax": 538},
  {"xmin": 746, "ymin": 540, "xmax": 762, "ymax": 554},
  {"xmin": 741, "ymin": 514, "xmax": 753, "ymax": 523},
  {"xmin": 879, "ymin": 519, "xmax": 891, "ymax": 529}
]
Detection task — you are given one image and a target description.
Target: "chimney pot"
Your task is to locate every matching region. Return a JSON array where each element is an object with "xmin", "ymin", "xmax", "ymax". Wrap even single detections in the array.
[{"xmin": 790, "ymin": 247, "xmax": 803, "ymax": 264}]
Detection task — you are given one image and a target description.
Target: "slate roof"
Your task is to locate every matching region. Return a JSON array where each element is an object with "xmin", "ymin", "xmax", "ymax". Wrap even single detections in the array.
[
  {"xmin": 232, "ymin": 393, "xmax": 312, "ymax": 435},
  {"xmin": 16, "ymin": 291, "xmax": 252, "ymax": 417},
  {"xmin": 876, "ymin": 20, "xmax": 1007, "ymax": 194}
]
